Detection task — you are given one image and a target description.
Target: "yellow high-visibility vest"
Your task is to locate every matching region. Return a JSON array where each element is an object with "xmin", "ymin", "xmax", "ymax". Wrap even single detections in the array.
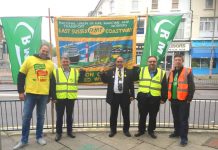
[
  {"xmin": 138, "ymin": 67, "xmax": 165, "ymax": 96},
  {"xmin": 53, "ymin": 68, "xmax": 79, "ymax": 100}
]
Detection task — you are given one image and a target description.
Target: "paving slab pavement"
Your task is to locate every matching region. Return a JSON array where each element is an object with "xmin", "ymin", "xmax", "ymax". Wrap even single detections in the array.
[{"xmin": 1, "ymin": 129, "xmax": 218, "ymax": 150}]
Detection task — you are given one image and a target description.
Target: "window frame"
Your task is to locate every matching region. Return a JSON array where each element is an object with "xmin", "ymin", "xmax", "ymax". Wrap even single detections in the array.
[
  {"xmin": 174, "ymin": 18, "xmax": 185, "ymax": 39},
  {"xmin": 110, "ymin": 0, "xmax": 115, "ymax": 13},
  {"xmin": 132, "ymin": 0, "xmax": 139, "ymax": 10},
  {"xmin": 172, "ymin": 0, "xmax": 179, "ymax": 9},
  {"xmin": 205, "ymin": 0, "xmax": 214, "ymax": 9},
  {"xmin": 151, "ymin": 0, "xmax": 158, "ymax": 10},
  {"xmin": 192, "ymin": 58, "xmax": 216, "ymax": 68},
  {"xmin": 199, "ymin": 17, "xmax": 218, "ymax": 37}
]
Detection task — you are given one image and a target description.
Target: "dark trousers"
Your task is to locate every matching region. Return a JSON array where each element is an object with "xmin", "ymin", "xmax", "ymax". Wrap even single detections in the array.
[
  {"xmin": 55, "ymin": 99, "xmax": 75, "ymax": 134},
  {"xmin": 171, "ymin": 100, "xmax": 190, "ymax": 141},
  {"xmin": 137, "ymin": 93, "xmax": 160, "ymax": 133},
  {"xmin": 110, "ymin": 93, "xmax": 130, "ymax": 133}
]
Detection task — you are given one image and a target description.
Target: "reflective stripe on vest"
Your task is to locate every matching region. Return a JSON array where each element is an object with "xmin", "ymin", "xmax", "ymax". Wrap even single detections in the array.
[
  {"xmin": 53, "ymin": 68, "xmax": 79, "ymax": 100},
  {"xmin": 168, "ymin": 67, "xmax": 191, "ymax": 101},
  {"xmin": 138, "ymin": 67, "xmax": 165, "ymax": 96}
]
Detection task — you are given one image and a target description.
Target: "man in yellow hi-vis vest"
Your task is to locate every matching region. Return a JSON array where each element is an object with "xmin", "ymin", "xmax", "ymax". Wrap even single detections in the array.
[
  {"xmin": 133, "ymin": 56, "xmax": 167, "ymax": 139},
  {"xmin": 50, "ymin": 55, "xmax": 85, "ymax": 141}
]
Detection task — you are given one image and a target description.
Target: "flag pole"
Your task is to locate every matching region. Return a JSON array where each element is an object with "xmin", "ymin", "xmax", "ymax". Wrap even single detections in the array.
[
  {"xmin": 48, "ymin": 8, "xmax": 53, "ymax": 57},
  {"xmin": 48, "ymin": 8, "xmax": 55, "ymax": 134},
  {"xmin": 140, "ymin": 7, "xmax": 148, "ymax": 66}
]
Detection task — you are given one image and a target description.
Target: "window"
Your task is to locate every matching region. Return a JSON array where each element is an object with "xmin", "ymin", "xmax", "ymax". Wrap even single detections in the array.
[
  {"xmin": 192, "ymin": 58, "xmax": 216, "ymax": 68},
  {"xmin": 110, "ymin": 0, "xmax": 115, "ymax": 13},
  {"xmin": 152, "ymin": 0, "xmax": 158, "ymax": 9},
  {"xmin": 137, "ymin": 17, "xmax": 145, "ymax": 34},
  {"xmin": 136, "ymin": 55, "xmax": 141, "ymax": 65},
  {"xmin": 132, "ymin": 0, "xmax": 139, "ymax": 10},
  {"xmin": 0, "ymin": 44, "xmax": 3, "ymax": 59},
  {"xmin": 200, "ymin": 17, "xmax": 214, "ymax": 32},
  {"xmin": 205, "ymin": 0, "xmax": 214, "ymax": 9},
  {"xmin": 200, "ymin": 17, "xmax": 218, "ymax": 37},
  {"xmin": 172, "ymin": 0, "xmax": 179, "ymax": 9},
  {"xmin": 174, "ymin": 19, "xmax": 184, "ymax": 39},
  {"xmin": 0, "ymin": 26, "xmax": 3, "ymax": 42},
  {"xmin": 201, "ymin": 58, "xmax": 210, "ymax": 67}
]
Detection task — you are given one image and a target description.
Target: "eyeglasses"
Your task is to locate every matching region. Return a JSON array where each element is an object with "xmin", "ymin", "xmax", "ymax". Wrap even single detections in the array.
[{"xmin": 148, "ymin": 61, "xmax": 157, "ymax": 63}]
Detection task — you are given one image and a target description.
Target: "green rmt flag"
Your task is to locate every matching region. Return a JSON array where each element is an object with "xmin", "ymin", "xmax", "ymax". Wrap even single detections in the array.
[
  {"xmin": 1, "ymin": 17, "xmax": 42, "ymax": 83},
  {"xmin": 140, "ymin": 15, "xmax": 182, "ymax": 66}
]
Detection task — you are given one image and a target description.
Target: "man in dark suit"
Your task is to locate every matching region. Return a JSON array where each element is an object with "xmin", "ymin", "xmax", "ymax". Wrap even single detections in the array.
[{"xmin": 100, "ymin": 56, "xmax": 135, "ymax": 137}]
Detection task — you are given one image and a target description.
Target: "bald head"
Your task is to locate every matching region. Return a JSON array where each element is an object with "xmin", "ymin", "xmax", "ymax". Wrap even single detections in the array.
[{"xmin": 115, "ymin": 56, "xmax": 124, "ymax": 69}]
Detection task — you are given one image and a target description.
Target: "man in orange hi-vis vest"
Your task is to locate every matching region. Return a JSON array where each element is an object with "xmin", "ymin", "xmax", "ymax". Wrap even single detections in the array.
[{"xmin": 168, "ymin": 54, "xmax": 195, "ymax": 147}]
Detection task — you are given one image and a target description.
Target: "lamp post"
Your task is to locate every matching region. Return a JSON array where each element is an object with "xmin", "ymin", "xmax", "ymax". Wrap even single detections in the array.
[{"xmin": 209, "ymin": 0, "xmax": 216, "ymax": 79}]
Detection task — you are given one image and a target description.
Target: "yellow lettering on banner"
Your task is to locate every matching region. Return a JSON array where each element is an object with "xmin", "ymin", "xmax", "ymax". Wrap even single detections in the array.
[
  {"xmin": 88, "ymin": 26, "xmax": 105, "ymax": 35},
  {"xmin": 71, "ymin": 29, "xmax": 88, "ymax": 34},
  {"xmin": 84, "ymin": 78, "xmax": 91, "ymax": 82},
  {"xmin": 85, "ymin": 72, "xmax": 95, "ymax": 78},
  {"xmin": 59, "ymin": 28, "xmax": 71, "ymax": 34},
  {"xmin": 94, "ymin": 77, "xmax": 100, "ymax": 82},
  {"xmin": 105, "ymin": 28, "xmax": 132, "ymax": 34}
]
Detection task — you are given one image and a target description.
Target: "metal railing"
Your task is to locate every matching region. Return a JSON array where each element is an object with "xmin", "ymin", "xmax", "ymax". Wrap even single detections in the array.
[{"xmin": 0, "ymin": 98, "xmax": 217, "ymax": 131}]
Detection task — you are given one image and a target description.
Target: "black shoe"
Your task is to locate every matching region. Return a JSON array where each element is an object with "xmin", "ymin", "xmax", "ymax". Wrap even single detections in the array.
[
  {"xmin": 67, "ymin": 133, "xmax": 76, "ymax": 138},
  {"xmin": 55, "ymin": 133, "xmax": 62, "ymax": 141},
  {"xmin": 109, "ymin": 131, "xmax": 116, "ymax": 137},
  {"xmin": 180, "ymin": 139, "xmax": 188, "ymax": 146},
  {"xmin": 134, "ymin": 132, "xmax": 144, "ymax": 137},
  {"xmin": 148, "ymin": 132, "xmax": 157, "ymax": 139},
  {"xmin": 169, "ymin": 133, "xmax": 179, "ymax": 138},
  {"xmin": 124, "ymin": 131, "xmax": 131, "ymax": 137}
]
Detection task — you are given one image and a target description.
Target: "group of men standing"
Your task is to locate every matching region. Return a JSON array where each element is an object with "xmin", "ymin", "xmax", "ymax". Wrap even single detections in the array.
[
  {"xmin": 100, "ymin": 54, "xmax": 195, "ymax": 147},
  {"xmin": 13, "ymin": 44, "xmax": 195, "ymax": 149},
  {"xmin": 13, "ymin": 44, "xmax": 85, "ymax": 149}
]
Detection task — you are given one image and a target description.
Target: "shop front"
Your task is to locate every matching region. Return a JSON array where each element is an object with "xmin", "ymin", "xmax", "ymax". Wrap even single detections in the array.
[
  {"xmin": 191, "ymin": 40, "xmax": 218, "ymax": 75},
  {"xmin": 164, "ymin": 42, "xmax": 190, "ymax": 70}
]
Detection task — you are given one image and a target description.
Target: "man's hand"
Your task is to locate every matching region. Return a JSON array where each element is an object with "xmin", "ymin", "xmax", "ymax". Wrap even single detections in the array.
[
  {"xmin": 47, "ymin": 97, "xmax": 54, "ymax": 104},
  {"xmin": 19, "ymin": 93, "xmax": 25, "ymax": 101},
  {"xmin": 100, "ymin": 67, "xmax": 105, "ymax": 72},
  {"xmin": 130, "ymin": 97, "xmax": 134, "ymax": 101},
  {"xmin": 52, "ymin": 99, "xmax": 57, "ymax": 103},
  {"xmin": 160, "ymin": 100, "xmax": 165, "ymax": 104},
  {"xmin": 187, "ymin": 100, "xmax": 191, "ymax": 103},
  {"xmin": 133, "ymin": 64, "xmax": 139, "ymax": 67}
]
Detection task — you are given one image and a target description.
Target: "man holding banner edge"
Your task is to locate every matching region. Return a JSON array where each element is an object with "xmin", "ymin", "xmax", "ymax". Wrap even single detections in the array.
[{"xmin": 133, "ymin": 56, "xmax": 167, "ymax": 138}]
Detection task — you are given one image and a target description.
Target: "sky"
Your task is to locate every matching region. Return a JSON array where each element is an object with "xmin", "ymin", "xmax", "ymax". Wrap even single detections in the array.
[
  {"xmin": 0, "ymin": 0, "xmax": 100, "ymax": 44},
  {"xmin": 0, "ymin": 0, "xmax": 99, "ymax": 17}
]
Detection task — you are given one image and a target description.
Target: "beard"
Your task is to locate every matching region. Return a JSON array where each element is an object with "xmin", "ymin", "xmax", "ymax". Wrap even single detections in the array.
[{"xmin": 39, "ymin": 53, "xmax": 48, "ymax": 59}]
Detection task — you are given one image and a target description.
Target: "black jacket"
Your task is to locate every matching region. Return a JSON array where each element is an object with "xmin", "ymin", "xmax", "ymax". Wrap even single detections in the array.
[
  {"xmin": 100, "ymin": 68, "xmax": 135, "ymax": 104},
  {"xmin": 133, "ymin": 66, "xmax": 168, "ymax": 102},
  {"xmin": 50, "ymin": 68, "xmax": 85, "ymax": 100},
  {"xmin": 169, "ymin": 67, "xmax": 195, "ymax": 102}
]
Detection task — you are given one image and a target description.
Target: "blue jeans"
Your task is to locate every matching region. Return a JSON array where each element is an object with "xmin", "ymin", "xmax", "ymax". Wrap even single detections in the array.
[{"xmin": 21, "ymin": 93, "xmax": 48, "ymax": 144}]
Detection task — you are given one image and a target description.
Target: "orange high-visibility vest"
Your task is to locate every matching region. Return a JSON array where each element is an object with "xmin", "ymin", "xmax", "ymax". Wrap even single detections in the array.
[{"xmin": 168, "ymin": 67, "xmax": 191, "ymax": 101}]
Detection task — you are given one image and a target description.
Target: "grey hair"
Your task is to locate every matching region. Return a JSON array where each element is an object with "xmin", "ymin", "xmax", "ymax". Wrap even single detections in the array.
[{"xmin": 61, "ymin": 53, "xmax": 70, "ymax": 60}]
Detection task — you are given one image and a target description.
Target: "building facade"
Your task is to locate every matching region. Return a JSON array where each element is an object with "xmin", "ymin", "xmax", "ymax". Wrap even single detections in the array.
[
  {"xmin": 90, "ymin": 0, "xmax": 192, "ymax": 70},
  {"xmin": 0, "ymin": 25, "xmax": 4, "ymax": 60},
  {"xmin": 191, "ymin": 0, "xmax": 218, "ymax": 75}
]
